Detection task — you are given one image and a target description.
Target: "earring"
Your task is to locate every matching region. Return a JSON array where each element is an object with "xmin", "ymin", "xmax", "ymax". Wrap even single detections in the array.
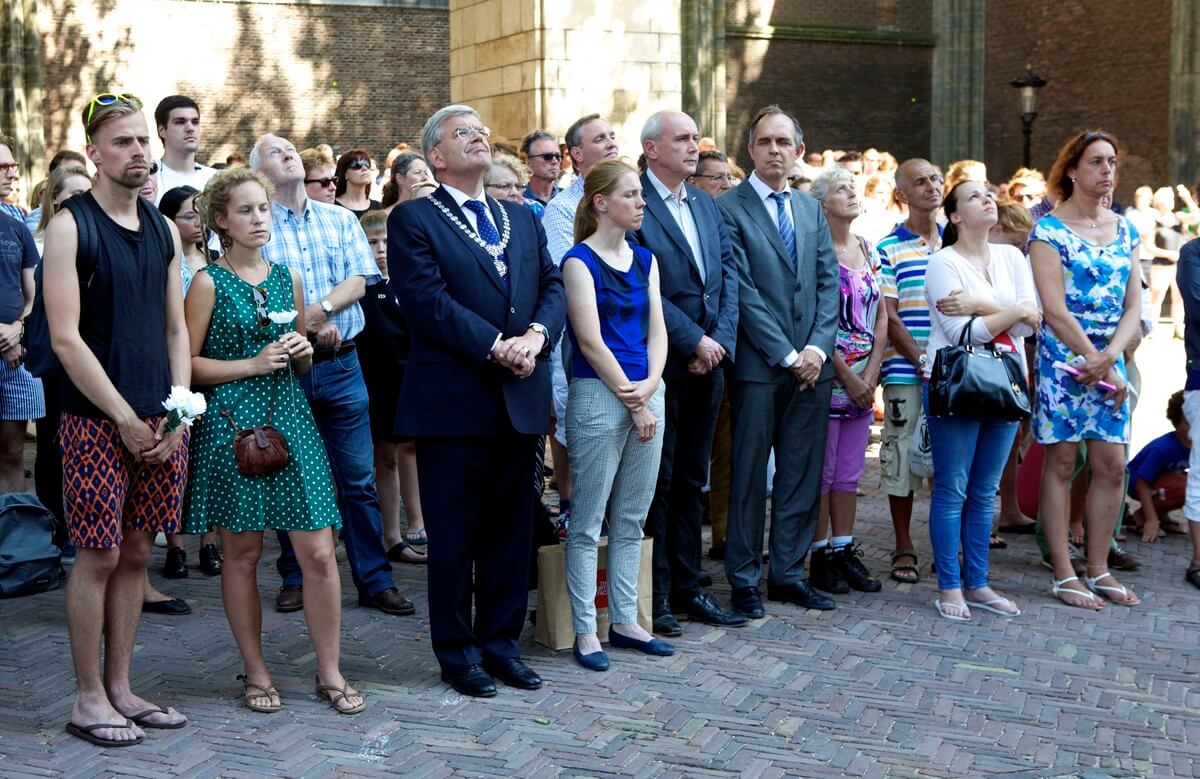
[{"xmin": 1070, "ymin": 177, "xmax": 1076, "ymax": 183}]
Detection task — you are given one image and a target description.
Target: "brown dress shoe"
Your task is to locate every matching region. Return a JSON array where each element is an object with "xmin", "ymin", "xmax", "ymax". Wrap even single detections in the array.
[
  {"xmin": 358, "ymin": 587, "xmax": 416, "ymax": 616},
  {"xmin": 275, "ymin": 585, "xmax": 303, "ymax": 613},
  {"xmin": 1108, "ymin": 545, "xmax": 1141, "ymax": 571}
]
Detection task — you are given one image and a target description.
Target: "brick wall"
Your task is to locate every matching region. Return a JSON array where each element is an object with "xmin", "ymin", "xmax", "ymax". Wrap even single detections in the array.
[
  {"xmin": 38, "ymin": 0, "xmax": 450, "ymax": 166},
  {"xmin": 983, "ymin": 0, "xmax": 1170, "ymax": 201},
  {"xmin": 724, "ymin": 36, "xmax": 932, "ymax": 169}
]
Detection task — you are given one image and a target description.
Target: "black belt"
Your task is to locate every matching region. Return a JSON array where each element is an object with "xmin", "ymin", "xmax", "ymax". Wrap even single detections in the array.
[{"xmin": 312, "ymin": 341, "xmax": 356, "ymax": 363}]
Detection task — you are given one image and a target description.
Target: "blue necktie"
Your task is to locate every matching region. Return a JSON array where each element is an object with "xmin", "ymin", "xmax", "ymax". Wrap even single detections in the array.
[
  {"xmin": 770, "ymin": 191, "xmax": 797, "ymax": 270},
  {"xmin": 462, "ymin": 199, "xmax": 509, "ymax": 290}
]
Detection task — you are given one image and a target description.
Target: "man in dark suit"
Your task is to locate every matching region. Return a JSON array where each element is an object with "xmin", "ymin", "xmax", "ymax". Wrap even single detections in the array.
[
  {"xmin": 389, "ymin": 104, "xmax": 565, "ymax": 698},
  {"xmin": 631, "ymin": 111, "xmax": 746, "ymax": 635},
  {"xmin": 717, "ymin": 105, "xmax": 840, "ymax": 618}
]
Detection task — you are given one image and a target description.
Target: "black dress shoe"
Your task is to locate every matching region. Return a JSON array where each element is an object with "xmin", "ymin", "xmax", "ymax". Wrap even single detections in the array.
[
  {"xmin": 482, "ymin": 657, "xmax": 542, "ymax": 690},
  {"xmin": 674, "ymin": 592, "xmax": 748, "ymax": 627},
  {"xmin": 358, "ymin": 587, "xmax": 416, "ymax": 616},
  {"xmin": 652, "ymin": 597, "xmax": 683, "ymax": 636},
  {"xmin": 199, "ymin": 544, "xmax": 223, "ymax": 577},
  {"xmin": 708, "ymin": 545, "xmax": 725, "ymax": 561},
  {"xmin": 730, "ymin": 586, "xmax": 764, "ymax": 619},
  {"xmin": 834, "ymin": 544, "xmax": 882, "ymax": 593},
  {"xmin": 143, "ymin": 597, "xmax": 191, "ymax": 615},
  {"xmin": 767, "ymin": 580, "xmax": 836, "ymax": 611},
  {"xmin": 698, "ymin": 573, "xmax": 713, "ymax": 588},
  {"xmin": 162, "ymin": 547, "xmax": 188, "ymax": 579},
  {"xmin": 810, "ymin": 546, "xmax": 849, "ymax": 594},
  {"xmin": 441, "ymin": 665, "xmax": 497, "ymax": 698}
]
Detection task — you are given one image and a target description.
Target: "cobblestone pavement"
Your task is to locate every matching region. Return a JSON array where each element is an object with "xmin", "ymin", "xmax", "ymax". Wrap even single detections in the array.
[{"xmin": 0, "ymin": 331, "xmax": 1196, "ymax": 778}]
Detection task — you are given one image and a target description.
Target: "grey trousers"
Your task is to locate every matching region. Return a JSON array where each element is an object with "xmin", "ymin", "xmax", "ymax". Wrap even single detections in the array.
[
  {"xmin": 725, "ymin": 376, "xmax": 832, "ymax": 590},
  {"xmin": 565, "ymin": 379, "xmax": 665, "ymax": 634}
]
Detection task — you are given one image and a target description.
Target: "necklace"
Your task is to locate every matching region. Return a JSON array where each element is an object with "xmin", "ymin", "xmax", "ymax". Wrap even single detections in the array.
[
  {"xmin": 222, "ymin": 255, "xmax": 267, "ymax": 284},
  {"xmin": 430, "ymin": 195, "xmax": 512, "ymax": 277}
]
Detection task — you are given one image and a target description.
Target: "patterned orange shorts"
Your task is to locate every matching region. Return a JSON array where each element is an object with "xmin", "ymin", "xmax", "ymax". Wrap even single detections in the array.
[{"xmin": 60, "ymin": 413, "xmax": 189, "ymax": 549}]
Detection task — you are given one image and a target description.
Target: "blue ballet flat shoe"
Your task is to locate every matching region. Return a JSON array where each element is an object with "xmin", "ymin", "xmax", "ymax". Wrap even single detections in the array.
[
  {"xmin": 608, "ymin": 626, "xmax": 675, "ymax": 656},
  {"xmin": 573, "ymin": 640, "xmax": 610, "ymax": 671}
]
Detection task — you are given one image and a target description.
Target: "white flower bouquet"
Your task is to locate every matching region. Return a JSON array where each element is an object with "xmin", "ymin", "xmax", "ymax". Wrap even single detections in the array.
[{"xmin": 161, "ymin": 385, "xmax": 208, "ymax": 434}]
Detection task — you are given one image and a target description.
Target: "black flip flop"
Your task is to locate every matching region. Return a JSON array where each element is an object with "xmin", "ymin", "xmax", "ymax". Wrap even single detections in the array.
[
  {"xmin": 1187, "ymin": 565, "xmax": 1200, "ymax": 590},
  {"xmin": 998, "ymin": 522, "xmax": 1036, "ymax": 535},
  {"xmin": 126, "ymin": 705, "xmax": 187, "ymax": 730},
  {"xmin": 65, "ymin": 720, "xmax": 143, "ymax": 747},
  {"xmin": 387, "ymin": 541, "xmax": 428, "ymax": 565}
]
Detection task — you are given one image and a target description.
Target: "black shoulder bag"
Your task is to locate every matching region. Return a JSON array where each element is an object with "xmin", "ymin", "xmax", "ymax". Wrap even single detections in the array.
[{"xmin": 929, "ymin": 315, "xmax": 1031, "ymax": 421}]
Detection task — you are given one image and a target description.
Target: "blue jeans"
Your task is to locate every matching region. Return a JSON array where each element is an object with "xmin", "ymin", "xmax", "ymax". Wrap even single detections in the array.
[
  {"xmin": 276, "ymin": 350, "xmax": 393, "ymax": 597},
  {"xmin": 923, "ymin": 386, "xmax": 1018, "ymax": 591}
]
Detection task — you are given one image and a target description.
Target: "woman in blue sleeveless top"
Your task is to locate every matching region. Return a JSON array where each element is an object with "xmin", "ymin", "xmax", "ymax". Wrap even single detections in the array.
[{"xmin": 562, "ymin": 160, "xmax": 670, "ymax": 670}]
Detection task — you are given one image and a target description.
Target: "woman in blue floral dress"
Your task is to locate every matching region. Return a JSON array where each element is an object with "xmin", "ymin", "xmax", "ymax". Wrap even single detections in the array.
[{"xmin": 1030, "ymin": 130, "xmax": 1142, "ymax": 610}]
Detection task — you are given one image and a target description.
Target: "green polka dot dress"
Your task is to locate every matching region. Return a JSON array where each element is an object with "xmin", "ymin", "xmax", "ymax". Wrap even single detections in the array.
[{"xmin": 183, "ymin": 262, "xmax": 341, "ymax": 534}]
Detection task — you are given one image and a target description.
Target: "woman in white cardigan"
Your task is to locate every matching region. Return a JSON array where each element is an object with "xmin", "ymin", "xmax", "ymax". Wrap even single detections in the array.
[{"xmin": 922, "ymin": 181, "xmax": 1042, "ymax": 621}]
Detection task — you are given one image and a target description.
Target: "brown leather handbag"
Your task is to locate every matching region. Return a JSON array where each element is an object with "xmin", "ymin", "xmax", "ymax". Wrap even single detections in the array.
[{"xmin": 220, "ymin": 373, "xmax": 290, "ymax": 477}]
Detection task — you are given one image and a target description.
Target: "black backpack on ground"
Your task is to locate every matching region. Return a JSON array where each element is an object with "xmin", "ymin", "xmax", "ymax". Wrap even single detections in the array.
[
  {"xmin": 23, "ymin": 194, "xmax": 174, "ymax": 378},
  {"xmin": 0, "ymin": 492, "xmax": 61, "ymax": 598}
]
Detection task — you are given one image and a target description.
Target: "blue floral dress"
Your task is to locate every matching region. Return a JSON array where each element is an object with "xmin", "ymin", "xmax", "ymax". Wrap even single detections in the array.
[{"xmin": 1030, "ymin": 213, "xmax": 1138, "ymax": 444}]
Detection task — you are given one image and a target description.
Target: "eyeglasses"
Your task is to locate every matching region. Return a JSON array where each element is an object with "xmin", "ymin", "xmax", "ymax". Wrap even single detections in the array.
[
  {"xmin": 84, "ymin": 92, "xmax": 141, "ymax": 139},
  {"xmin": 305, "ymin": 176, "xmax": 338, "ymax": 188},
  {"xmin": 447, "ymin": 125, "xmax": 491, "ymax": 143},
  {"xmin": 149, "ymin": 162, "xmax": 159, "ymax": 175},
  {"xmin": 532, "ymin": 152, "xmax": 562, "ymax": 162},
  {"xmin": 252, "ymin": 286, "xmax": 269, "ymax": 328},
  {"xmin": 347, "ymin": 159, "xmax": 371, "ymax": 171},
  {"xmin": 696, "ymin": 174, "xmax": 734, "ymax": 184},
  {"xmin": 0, "ymin": 163, "xmax": 18, "ymax": 175},
  {"xmin": 486, "ymin": 182, "xmax": 521, "ymax": 192},
  {"xmin": 176, "ymin": 212, "xmax": 201, "ymax": 223}
]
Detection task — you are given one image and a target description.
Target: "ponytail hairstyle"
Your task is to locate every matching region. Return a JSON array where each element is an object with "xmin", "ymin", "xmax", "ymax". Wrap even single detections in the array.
[
  {"xmin": 572, "ymin": 159, "xmax": 638, "ymax": 245},
  {"xmin": 941, "ymin": 181, "xmax": 966, "ymax": 248}
]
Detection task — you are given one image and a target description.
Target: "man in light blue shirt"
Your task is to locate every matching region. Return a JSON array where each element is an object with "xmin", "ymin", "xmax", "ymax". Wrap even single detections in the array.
[{"xmin": 253, "ymin": 133, "xmax": 417, "ymax": 617}]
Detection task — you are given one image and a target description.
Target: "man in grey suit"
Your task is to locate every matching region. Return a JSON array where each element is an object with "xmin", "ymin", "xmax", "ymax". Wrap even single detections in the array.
[{"xmin": 717, "ymin": 105, "xmax": 840, "ymax": 617}]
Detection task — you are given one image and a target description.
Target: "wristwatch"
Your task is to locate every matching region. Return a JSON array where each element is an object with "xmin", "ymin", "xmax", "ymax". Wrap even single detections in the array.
[
  {"xmin": 917, "ymin": 353, "xmax": 928, "ymax": 369},
  {"xmin": 527, "ymin": 323, "xmax": 551, "ymax": 358},
  {"xmin": 320, "ymin": 300, "xmax": 334, "ymax": 316}
]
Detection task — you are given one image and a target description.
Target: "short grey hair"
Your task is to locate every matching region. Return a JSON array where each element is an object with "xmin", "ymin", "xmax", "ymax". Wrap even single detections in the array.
[
  {"xmin": 421, "ymin": 104, "xmax": 479, "ymax": 159},
  {"xmin": 640, "ymin": 112, "xmax": 667, "ymax": 145},
  {"xmin": 810, "ymin": 167, "xmax": 854, "ymax": 202},
  {"xmin": 248, "ymin": 134, "xmax": 276, "ymax": 171},
  {"xmin": 747, "ymin": 105, "xmax": 804, "ymax": 149}
]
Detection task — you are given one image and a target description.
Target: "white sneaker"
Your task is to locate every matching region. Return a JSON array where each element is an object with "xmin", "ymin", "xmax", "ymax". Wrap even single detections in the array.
[{"xmin": 154, "ymin": 532, "xmax": 168, "ymax": 548}]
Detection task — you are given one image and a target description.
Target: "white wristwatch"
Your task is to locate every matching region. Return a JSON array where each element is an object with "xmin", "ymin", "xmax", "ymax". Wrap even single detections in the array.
[{"xmin": 320, "ymin": 300, "xmax": 334, "ymax": 315}]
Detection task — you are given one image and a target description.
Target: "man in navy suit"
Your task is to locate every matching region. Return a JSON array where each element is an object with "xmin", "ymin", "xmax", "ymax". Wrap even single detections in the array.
[
  {"xmin": 632, "ymin": 111, "xmax": 746, "ymax": 634},
  {"xmin": 389, "ymin": 105, "xmax": 565, "ymax": 698}
]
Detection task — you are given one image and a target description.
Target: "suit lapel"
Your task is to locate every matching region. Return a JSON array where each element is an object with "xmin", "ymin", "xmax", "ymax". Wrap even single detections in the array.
[
  {"xmin": 684, "ymin": 184, "xmax": 716, "ymax": 281},
  {"xmin": 641, "ymin": 174, "xmax": 696, "ymax": 269},
  {"xmin": 430, "ymin": 186, "xmax": 508, "ymax": 296},
  {"xmin": 739, "ymin": 183, "xmax": 791, "ymax": 270}
]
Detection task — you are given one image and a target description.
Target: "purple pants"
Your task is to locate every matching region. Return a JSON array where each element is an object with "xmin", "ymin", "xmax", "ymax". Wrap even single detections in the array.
[{"xmin": 821, "ymin": 412, "xmax": 873, "ymax": 494}]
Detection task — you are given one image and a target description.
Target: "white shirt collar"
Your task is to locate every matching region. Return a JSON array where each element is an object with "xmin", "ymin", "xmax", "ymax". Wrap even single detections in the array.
[
  {"xmin": 441, "ymin": 182, "xmax": 486, "ymax": 209},
  {"xmin": 748, "ymin": 171, "xmax": 789, "ymax": 203},
  {"xmin": 645, "ymin": 168, "xmax": 686, "ymax": 203}
]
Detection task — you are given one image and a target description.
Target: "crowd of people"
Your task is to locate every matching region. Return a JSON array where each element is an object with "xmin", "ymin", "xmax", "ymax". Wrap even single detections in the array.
[{"xmin": 1, "ymin": 91, "xmax": 1199, "ymax": 749}]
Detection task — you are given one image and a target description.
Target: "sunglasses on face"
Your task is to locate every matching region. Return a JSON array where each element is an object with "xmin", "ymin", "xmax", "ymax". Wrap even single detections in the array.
[
  {"xmin": 305, "ymin": 176, "xmax": 338, "ymax": 188},
  {"xmin": 149, "ymin": 162, "xmax": 159, "ymax": 175},
  {"xmin": 347, "ymin": 159, "xmax": 371, "ymax": 171},
  {"xmin": 252, "ymin": 285, "xmax": 269, "ymax": 327},
  {"xmin": 532, "ymin": 152, "xmax": 562, "ymax": 162}
]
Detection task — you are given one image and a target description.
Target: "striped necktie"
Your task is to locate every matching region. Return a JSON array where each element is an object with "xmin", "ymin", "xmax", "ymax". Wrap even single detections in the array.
[{"xmin": 770, "ymin": 190, "xmax": 797, "ymax": 270}]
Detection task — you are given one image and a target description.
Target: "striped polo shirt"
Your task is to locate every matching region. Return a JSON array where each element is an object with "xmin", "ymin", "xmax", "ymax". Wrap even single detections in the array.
[{"xmin": 878, "ymin": 222, "xmax": 942, "ymax": 385}]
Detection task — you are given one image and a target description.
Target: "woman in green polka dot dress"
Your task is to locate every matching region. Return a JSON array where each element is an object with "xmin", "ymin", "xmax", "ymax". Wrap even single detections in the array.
[{"xmin": 183, "ymin": 168, "xmax": 364, "ymax": 715}]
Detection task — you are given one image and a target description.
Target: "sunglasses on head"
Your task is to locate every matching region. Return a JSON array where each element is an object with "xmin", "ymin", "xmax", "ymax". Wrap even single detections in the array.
[
  {"xmin": 532, "ymin": 152, "xmax": 562, "ymax": 162},
  {"xmin": 252, "ymin": 285, "xmax": 269, "ymax": 327},
  {"xmin": 347, "ymin": 159, "xmax": 371, "ymax": 171},
  {"xmin": 84, "ymin": 92, "xmax": 141, "ymax": 139},
  {"xmin": 305, "ymin": 176, "xmax": 338, "ymax": 188}
]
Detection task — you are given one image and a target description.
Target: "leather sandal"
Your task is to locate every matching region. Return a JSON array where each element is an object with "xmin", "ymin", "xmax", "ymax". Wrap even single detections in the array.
[
  {"xmin": 237, "ymin": 674, "xmax": 282, "ymax": 713},
  {"xmin": 315, "ymin": 675, "xmax": 365, "ymax": 715},
  {"xmin": 890, "ymin": 548, "xmax": 919, "ymax": 583}
]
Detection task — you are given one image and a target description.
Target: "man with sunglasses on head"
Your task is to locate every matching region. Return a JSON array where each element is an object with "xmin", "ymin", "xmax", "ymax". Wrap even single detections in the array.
[
  {"xmin": 251, "ymin": 133, "xmax": 419, "ymax": 618},
  {"xmin": 43, "ymin": 92, "xmax": 191, "ymax": 746},
  {"xmin": 520, "ymin": 130, "xmax": 561, "ymax": 207},
  {"xmin": 151, "ymin": 95, "xmax": 215, "ymax": 206}
]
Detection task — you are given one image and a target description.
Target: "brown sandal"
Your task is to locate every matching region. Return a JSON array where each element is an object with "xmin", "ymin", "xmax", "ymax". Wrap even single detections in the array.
[
  {"xmin": 890, "ymin": 548, "xmax": 919, "ymax": 583},
  {"xmin": 315, "ymin": 675, "xmax": 365, "ymax": 715},
  {"xmin": 237, "ymin": 674, "xmax": 282, "ymax": 713}
]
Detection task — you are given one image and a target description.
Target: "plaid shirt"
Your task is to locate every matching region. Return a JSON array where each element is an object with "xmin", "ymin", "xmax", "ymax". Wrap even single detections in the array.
[
  {"xmin": 261, "ymin": 198, "xmax": 379, "ymax": 340},
  {"xmin": 541, "ymin": 176, "xmax": 584, "ymax": 266}
]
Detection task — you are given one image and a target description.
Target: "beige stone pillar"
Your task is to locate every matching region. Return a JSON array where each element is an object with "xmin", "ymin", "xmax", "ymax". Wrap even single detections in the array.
[
  {"xmin": 450, "ymin": 0, "xmax": 683, "ymax": 154},
  {"xmin": 0, "ymin": 0, "xmax": 45, "ymax": 205},
  {"xmin": 930, "ymin": 0, "xmax": 984, "ymax": 166}
]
